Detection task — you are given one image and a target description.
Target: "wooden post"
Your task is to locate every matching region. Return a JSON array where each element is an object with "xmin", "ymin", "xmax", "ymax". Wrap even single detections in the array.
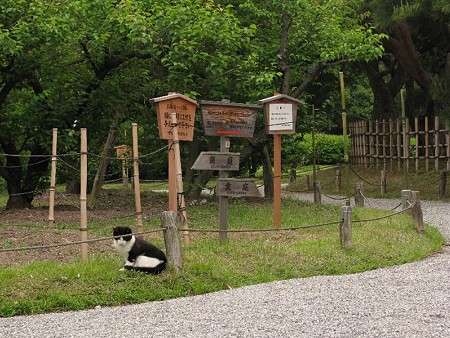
[
  {"xmin": 401, "ymin": 189, "xmax": 412, "ymax": 210},
  {"xmin": 132, "ymin": 123, "xmax": 144, "ymax": 236},
  {"xmin": 219, "ymin": 136, "xmax": 230, "ymax": 243},
  {"xmin": 48, "ymin": 128, "xmax": 58, "ymax": 226},
  {"xmin": 273, "ymin": 133, "xmax": 282, "ymax": 228},
  {"xmin": 162, "ymin": 211, "xmax": 183, "ymax": 273},
  {"xmin": 415, "ymin": 117, "xmax": 419, "ymax": 172},
  {"xmin": 340, "ymin": 206, "xmax": 352, "ymax": 248},
  {"xmin": 289, "ymin": 169, "xmax": 296, "ymax": 183},
  {"xmin": 168, "ymin": 142, "xmax": 177, "ymax": 211},
  {"xmin": 411, "ymin": 191, "xmax": 424, "ymax": 232},
  {"xmin": 381, "ymin": 170, "xmax": 387, "ymax": 195},
  {"xmin": 339, "ymin": 72, "xmax": 351, "ymax": 207},
  {"xmin": 425, "ymin": 116, "xmax": 430, "ymax": 173},
  {"xmin": 439, "ymin": 170, "xmax": 447, "ymax": 199},
  {"xmin": 401, "ymin": 88, "xmax": 408, "ymax": 188},
  {"xmin": 314, "ymin": 181, "xmax": 321, "ymax": 204},
  {"xmin": 355, "ymin": 182, "xmax": 364, "ymax": 207},
  {"xmin": 170, "ymin": 113, "xmax": 190, "ymax": 246},
  {"xmin": 447, "ymin": 132, "xmax": 450, "ymax": 171},
  {"xmin": 336, "ymin": 169, "xmax": 342, "ymax": 192},
  {"xmin": 80, "ymin": 128, "xmax": 88, "ymax": 262},
  {"xmin": 435, "ymin": 116, "xmax": 440, "ymax": 171},
  {"xmin": 121, "ymin": 159, "xmax": 128, "ymax": 186}
]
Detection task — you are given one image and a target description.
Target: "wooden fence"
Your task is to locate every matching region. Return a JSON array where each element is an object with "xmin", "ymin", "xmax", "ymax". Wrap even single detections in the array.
[{"xmin": 349, "ymin": 116, "xmax": 450, "ymax": 172}]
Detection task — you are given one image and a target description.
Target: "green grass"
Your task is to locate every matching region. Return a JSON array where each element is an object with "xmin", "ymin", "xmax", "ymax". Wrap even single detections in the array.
[
  {"xmin": 287, "ymin": 164, "xmax": 450, "ymax": 201},
  {"xmin": 0, "ymin": 197, "xmax": 445, "ymax": 317}
]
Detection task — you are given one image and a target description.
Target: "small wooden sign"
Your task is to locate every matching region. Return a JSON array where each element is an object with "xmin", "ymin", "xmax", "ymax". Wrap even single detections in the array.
[
  {"xmin": 258, "ymin": 94, "xmax": 304, "ymax": 135},
  {"xmin": 114, "ymin": 145, "xmax": 130, "ymax": 158},
  {"xmin": 216, "ymin": 178, "xmax": 262, "ymax": 197},
  {"xmin": 192, "ymin": 152, "xmax": 240, "ymax": 171},
  {"xmin": 151, "ymin": 93, "xmax": 198, "ymax": 141},
  {"xmin": 200, "ymin": 101, "xmax": 260, "ymax": 138}
]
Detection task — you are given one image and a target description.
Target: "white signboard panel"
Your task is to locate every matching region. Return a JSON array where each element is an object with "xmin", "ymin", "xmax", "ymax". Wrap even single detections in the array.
[{"xmin": 269, "ymin": 103, "xmax": 294, "ymax": 131}]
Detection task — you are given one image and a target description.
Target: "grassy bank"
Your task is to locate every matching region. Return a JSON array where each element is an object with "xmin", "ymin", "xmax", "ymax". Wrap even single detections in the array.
[{"xmin": 0, "ymin": 196, "xmax": 445, "ymax": 317}]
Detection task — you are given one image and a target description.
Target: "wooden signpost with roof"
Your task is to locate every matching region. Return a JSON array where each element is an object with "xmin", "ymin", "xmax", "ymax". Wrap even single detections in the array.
[
  {"xmin": 259, "ymin": 94, "xmax": 303, "ymax": 228},
  {"xmin": 197, "ymin": 100, "xmax": 261, "ymax": 243},
  {"xmin": 151, "ymin": 93, "xmax": 198, "ymax": 246}
]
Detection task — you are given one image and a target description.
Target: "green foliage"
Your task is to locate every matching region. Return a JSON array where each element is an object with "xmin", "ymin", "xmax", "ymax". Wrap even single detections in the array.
[{"xmin": 283, "ymin": 133, "xmax": 348, "ymax": 168}]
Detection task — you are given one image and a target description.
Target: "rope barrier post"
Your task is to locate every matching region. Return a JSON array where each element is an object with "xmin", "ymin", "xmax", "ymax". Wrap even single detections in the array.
[
  {"xmin": 355, "ymin": 182, "xmax": 364, "ymax": 207},
  {"xmin": 381, "ymin": 170, "xmax": 387, "ymax": 195},
  {"xmin": 132, "ymin": 123, "xmax": 144, "ymax": 237},
  {"xmin": 439, "ymin": 170, "xmax": 447, "ymax": 199},
  {"xmin": 80, "ymin": 128, "xmax": 88, "ymax": 262},
  {"xmin": 170, "ymin": 113, "xmax": 190, "ymax": 246},
  {"xmin": 48, "ymin": 128, "xmax": 58, "ymax": 226},
  {"xmin": 313, "ymin": 181, "xmax": 321, "ymax": 204},
  {"xmin": 411, "ymin": 191, "xmax": 424, "ymax": 232},
  {"xmin": 336, "ymin": 168, "xmax": 342, "ymax": 192},
  {"xmin": 401, "ymin": 189, "xmax": 412, "ymax": 210},
  {"xmin": 340, "ymin": 205, "xmax": 352, "ymax": 248},
  {"xmin": 162, "ymin": 211, "xmax": 183, "ymax": 273}
]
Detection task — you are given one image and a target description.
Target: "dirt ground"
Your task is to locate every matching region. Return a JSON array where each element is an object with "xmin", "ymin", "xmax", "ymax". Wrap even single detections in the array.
[{"xmin": 0, "ymin": 191, "xmax": 171, "ymax": 267}]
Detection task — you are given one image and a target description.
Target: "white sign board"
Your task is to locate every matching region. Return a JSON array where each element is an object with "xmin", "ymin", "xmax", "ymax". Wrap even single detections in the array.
[{"xmin": 269, "ymin": 103, "xmax": 294, "ymax": 131}]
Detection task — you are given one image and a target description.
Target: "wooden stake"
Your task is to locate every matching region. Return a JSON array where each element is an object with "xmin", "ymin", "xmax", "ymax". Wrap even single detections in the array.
[
  {"xmin": 132, "ymin": 123, "xmax": 143, "ymax": 236},
  {"xmin": 162, "ymin": 211, "xmax": 183, "ymax": 273},
  {"xmin": 411, "ymin": 191, "xmax": 424, "ymax": 232},
  {"xmin": 80, "ymin": 128, "xmax": 88, "ymax": 262},
  {"xmin": 170, "ymin": 113, "xmax": 190, "ymax": 246},
  {"xmin": 48, "ymin": 128, "xmax": 58, "ymax": 226},
  {"xmin": 340, "ymin": 206, "xmax": 352, "ymax": 248}
]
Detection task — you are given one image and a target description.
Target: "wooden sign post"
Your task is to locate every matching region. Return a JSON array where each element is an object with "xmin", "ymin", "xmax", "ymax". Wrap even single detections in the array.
[
  {"xmin": 198, "ymin": 100, "xmax": 260, "ymax": 243},
  {"xmin": 259, "ymin": 94, "xmax": 304, "ymax": 228},
  {"xmin": 151, "ymin": 93, "xmax": 198, "ymax": 245},
  {"xmin": 114, "ymin": 145, "xmax": 130, "ymax": 186}
]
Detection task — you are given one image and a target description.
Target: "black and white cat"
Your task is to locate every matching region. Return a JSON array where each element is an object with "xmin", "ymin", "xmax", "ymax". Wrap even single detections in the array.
[{"xmin": 113, "ymin": 226, "xmax": 167, "ymax": 275}]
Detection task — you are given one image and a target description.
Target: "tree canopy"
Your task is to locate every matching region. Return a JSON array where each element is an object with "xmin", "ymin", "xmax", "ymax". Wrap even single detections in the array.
[{"xmin": 2, "ymin": 0, "xmax": 447, "ymax": 208}]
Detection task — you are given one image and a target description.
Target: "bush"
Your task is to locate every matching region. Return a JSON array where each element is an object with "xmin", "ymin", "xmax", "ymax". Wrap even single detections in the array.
[{"xmin": 283, "ymin": 133, "xmax": 347, "ymax": 168}]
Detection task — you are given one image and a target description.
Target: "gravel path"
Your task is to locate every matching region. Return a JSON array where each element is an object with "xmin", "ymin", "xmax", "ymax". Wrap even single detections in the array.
[{"xmin": 1, "ymin": 194, "xmax": 449, "ymax": 338}]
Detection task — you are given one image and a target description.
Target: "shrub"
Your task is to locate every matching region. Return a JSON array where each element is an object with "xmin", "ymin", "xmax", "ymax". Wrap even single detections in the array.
[{"xmin": 283, "ymin": 133, "xmax": 347, "ymax": 168}]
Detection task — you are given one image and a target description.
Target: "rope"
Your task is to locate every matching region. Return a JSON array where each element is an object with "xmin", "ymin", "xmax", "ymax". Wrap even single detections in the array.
[
  {"xmin": 0, "ymin": 228, "xmax": 166, "ymax": 253},
  {"xmin": 352, "ymin": 203, "xmax": 415, "ymax": 223}
]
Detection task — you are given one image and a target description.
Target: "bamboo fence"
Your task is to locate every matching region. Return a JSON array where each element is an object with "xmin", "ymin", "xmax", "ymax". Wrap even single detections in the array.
[{"xmin": 350, "ymin": 116, "xmax": 450, "ymax": 173}]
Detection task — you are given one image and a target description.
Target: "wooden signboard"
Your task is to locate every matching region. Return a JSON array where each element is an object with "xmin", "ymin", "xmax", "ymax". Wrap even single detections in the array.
[
  {"xmin": 200, "ymin": 101, "xmax": 260, "ymax": 138},
  {"xmin": 151, "ymin": 93, "xmax": 198, "ymax": 141},
  {"xmin": 216, "ymin": 178, "xmax": 261, "ymax": 197},
  {"xmin": 114, "ymin": 145, "xmax": 129, "ymax": 158},
  {"xmin": 259, "ymin": 94, "xmax": 303, "ymax": 135},
  {"xmin": 191, "ymin": 151, "xmax": 240, "ymax": 171}
]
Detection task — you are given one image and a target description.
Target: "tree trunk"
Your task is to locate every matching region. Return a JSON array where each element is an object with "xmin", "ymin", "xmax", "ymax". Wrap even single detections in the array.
[
  {"xmin": 1, "ymin": 142, "xmax": 50, "ymax": 209},
  {"xmin": 88, "ymin": 112, "xmax": 122, "ymax": 209},
  {"xmin": 262, "ymin": 144, "xmax": 274, "ymax": 198}
]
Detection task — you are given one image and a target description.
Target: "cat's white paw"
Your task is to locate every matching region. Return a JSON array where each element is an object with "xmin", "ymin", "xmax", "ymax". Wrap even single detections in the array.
[{"xmin": 119, "ymin": 268, "xmax": 125, "ymax": 271}]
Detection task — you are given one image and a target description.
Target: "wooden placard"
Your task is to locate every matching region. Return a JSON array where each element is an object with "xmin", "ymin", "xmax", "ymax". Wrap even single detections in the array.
[
  {"xmin": 152, "ymin": 93, "xmax": 198, "ymax": 141},
  {"xmin": 200, "ymin": 101, "xmax": 260, "ymax": 138},
  {"xmin": 216, "ymin": 178, "xmax": 262, "ymax": 197},
  {"xmin": 259, "ymin": 94, "xmax": 304, "ymax": 135},
  {"xmin": 114, "ymin": 145, "xmax": 129, "ymax": 158},
  {"xmin": 191, "ymin": 151, "xmax": 240, "ymax": 171}
]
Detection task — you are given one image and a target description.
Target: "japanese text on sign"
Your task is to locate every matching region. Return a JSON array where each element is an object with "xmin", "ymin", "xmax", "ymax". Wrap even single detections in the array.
[{"xmin": 269, "ymin": 104, "xmax": 293, "ymax": 131}]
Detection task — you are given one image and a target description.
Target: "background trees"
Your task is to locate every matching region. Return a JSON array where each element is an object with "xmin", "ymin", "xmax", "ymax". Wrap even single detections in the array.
[{"xmin": 0, "ymin": 0, "xmax": 447, "ymax": 209}]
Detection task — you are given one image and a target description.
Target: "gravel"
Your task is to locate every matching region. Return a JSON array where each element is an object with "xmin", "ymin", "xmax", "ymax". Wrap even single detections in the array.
[{"xmin": 1, "ymin": 193, "xmax": 449, "ymax": 338}]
